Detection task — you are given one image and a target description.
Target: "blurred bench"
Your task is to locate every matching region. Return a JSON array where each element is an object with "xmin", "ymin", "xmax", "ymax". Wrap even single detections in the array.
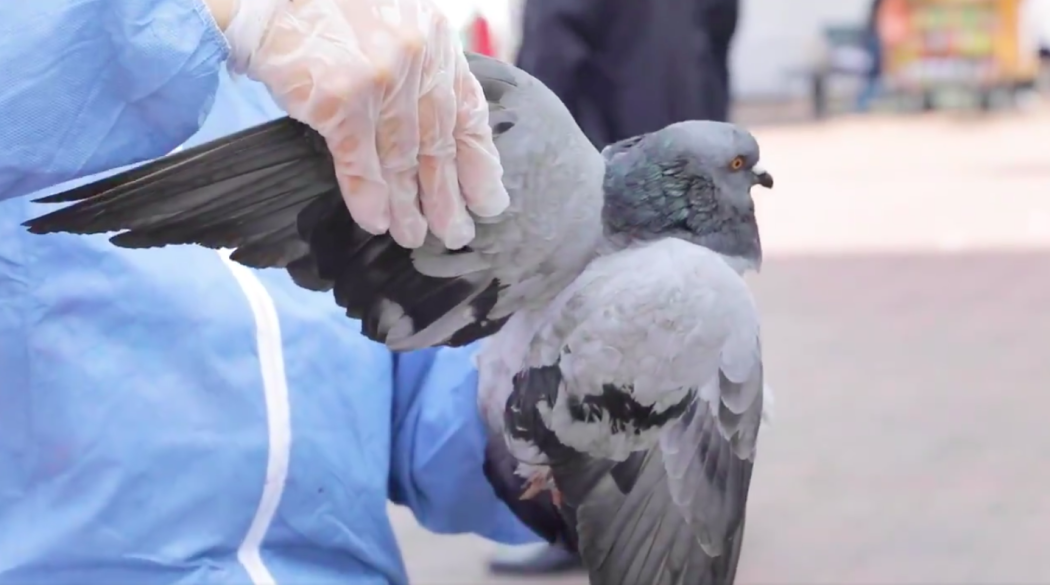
[{"xmin": 793, "ymin": 24, "xmax": 873, "ymax": 119}]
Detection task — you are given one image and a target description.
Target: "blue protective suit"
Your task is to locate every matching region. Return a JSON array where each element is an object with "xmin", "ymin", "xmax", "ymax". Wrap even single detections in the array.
[{"xmin": 0, "ymin": 2, "xmax": 539, "ymax": 584}]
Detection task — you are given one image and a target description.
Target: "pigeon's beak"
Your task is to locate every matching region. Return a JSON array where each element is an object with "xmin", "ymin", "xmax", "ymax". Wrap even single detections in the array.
[{"xmin": 752, "ymin": 165, "xmax": 774, "ymax": 189}]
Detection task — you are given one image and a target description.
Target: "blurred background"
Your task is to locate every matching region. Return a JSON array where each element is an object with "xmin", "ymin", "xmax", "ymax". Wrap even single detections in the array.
[{"xmin": 399, "ymin": 0, "xmax": 1050, "ymax": 582}]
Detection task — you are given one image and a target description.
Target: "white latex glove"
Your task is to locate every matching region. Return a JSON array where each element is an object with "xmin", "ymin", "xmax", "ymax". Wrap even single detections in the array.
[{"xmin": 221, "ymin": 0, "xmax": 510, "ymax": 249}]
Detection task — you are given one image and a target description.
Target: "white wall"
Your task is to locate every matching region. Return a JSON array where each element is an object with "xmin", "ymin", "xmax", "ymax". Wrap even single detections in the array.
[{"xmin": 731, "ymin": 0, "xmax": 871, "ymax": 98}]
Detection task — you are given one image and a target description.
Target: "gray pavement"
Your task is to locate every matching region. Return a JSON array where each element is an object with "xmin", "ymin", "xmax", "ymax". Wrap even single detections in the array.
[{"xmin": 393, "ymin": 107, "xmax": 1050, "ymax": 584}]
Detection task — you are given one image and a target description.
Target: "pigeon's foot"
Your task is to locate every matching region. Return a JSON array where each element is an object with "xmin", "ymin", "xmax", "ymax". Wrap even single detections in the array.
[
  {"xmin": 550, "ymin": 485, "xmax": 563, "ymax": 508},
  {"xmin": 520, "ymin": 469, "xmax": 563, "ymax": 508},
  {"xmin": 520, "ymin": 470, "xmax": 549, "ymax": 500}
]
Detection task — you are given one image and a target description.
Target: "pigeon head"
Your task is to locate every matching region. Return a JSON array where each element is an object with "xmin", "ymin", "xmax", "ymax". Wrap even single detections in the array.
[{"xmin": 600, "ymin": 120, "xmax": 773, "ymax": 272}]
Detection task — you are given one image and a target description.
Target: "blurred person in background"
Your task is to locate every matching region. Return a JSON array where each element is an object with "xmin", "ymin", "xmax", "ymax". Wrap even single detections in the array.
[
  {"xmin": 700, "ymin": 0, "xmax": 741, "ymax": 122},
  {"xmin": 0, "ymin": 1, "xmax": 540, "ymax": 584},
  {"xmin": 487, "ymin": 0, "xmax": 741, "ymax": 575},
  {"xmin": 513, "ymin": 0, "xmax": 734, "ymax": 152},
  {"xmin": 856, "ymin": 0, "xmax": 886, "ymax": 112}
]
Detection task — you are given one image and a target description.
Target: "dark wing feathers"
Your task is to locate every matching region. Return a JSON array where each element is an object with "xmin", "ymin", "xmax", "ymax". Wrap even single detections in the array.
[
  {"xmin": 491, "ymin": 360, "xmax": 755, "ymax": 585},
  {"xmin": 24, "ymin": 52, "xmax": 521, "ymax": 348},
  {"xmin": 25, "ymin": 115, "xmax": 333, "ymax": 266},
  {"xmin": 32, "ymin": 118, "xmax": 314, "ymax": 206}
]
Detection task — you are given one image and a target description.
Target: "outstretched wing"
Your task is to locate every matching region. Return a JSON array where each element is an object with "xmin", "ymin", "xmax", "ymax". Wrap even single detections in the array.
[{"xmin": 23, "ymin": 53, "xmax": 605, "ymax": 351}]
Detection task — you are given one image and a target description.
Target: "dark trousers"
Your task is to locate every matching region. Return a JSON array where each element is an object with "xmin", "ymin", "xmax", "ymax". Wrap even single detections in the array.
[{"xmin": 706, "ymin": 0, "xmax": 739, "ymax": 116}]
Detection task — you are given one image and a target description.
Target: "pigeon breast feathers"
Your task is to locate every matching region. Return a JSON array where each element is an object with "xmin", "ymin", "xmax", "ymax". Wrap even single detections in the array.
[{"xmin": 526, "ymin": 238, "xmax": 762, "ymax": 409}]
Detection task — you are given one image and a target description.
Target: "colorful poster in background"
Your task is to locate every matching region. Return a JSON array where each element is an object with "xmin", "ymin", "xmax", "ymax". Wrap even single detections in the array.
[
  {"xmin": 880, "ymin": 0, "xmax": 914, "ymax": 44},
  {"xmin": 879, "ymin": 0, "xmax": 1036, "ymax": 89}
]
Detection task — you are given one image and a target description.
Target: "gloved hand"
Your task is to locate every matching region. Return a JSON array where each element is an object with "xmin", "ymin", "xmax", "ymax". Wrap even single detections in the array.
[{"xmin": 214, "ymin": 0, "xmax": 510, "ymax": 249}]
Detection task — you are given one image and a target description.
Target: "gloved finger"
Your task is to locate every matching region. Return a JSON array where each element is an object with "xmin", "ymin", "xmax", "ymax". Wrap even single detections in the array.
[
  {"xmin": 451, "ymin": 51, "xmax": 510, "ymax": 219},
  {"xmin": 376, "ymin": 19, "xmax": 427, "ymax": 248},
  {"xmin": 379, "ymin": 112, "xmax": 427, "ymax": 248},
  {"xmin": 327, "ymin": 132, "xmax": 391, "ymax": 235},
  {"xmin": 416, "ymin": 24, "xmax": 474, "ymax": 249},
  {"xmin": 337, "ymin": 172, "xmax": 392, "ymax": 236},
  {"xmin": 418, "ymin": 152, "xmax": 474, "ymax": 250},
  {"xmin": 257, "ymin": 7, "xmax": 395, "ymax": 235},
  {"xmin": 418, "ymin": 92, "xmax": 475, "ymax": 249}
]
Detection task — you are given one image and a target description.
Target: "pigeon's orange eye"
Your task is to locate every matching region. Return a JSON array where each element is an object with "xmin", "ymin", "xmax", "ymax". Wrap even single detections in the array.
[{"xmin": 729, "ymin": 156, "xmax": 745, "ymax": 171}]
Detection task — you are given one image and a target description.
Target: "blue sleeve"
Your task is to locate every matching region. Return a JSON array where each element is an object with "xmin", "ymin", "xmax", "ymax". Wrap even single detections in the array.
[
  {"xmin": 0, "ymin": 0, "xmax": 229, "ymax": 200},
  {"xmin": 389, "ymin": 345, "xmax": 542, "ymax": 545}
]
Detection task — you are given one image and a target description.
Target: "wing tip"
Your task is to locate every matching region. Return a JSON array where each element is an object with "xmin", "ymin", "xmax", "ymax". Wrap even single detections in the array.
[
  {"xmin": 21, "ymin": 219, "xmax": 46, "ymax": 234},
  {"xmin": 21, "ymin": 215, "xmax": 83, "ymax": 236}
]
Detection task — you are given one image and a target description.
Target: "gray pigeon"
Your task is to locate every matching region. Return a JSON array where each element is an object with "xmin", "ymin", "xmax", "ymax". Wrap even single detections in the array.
[{"xmin": 24, "ymin": 53, "xmax": 773, "ymax": 585}]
